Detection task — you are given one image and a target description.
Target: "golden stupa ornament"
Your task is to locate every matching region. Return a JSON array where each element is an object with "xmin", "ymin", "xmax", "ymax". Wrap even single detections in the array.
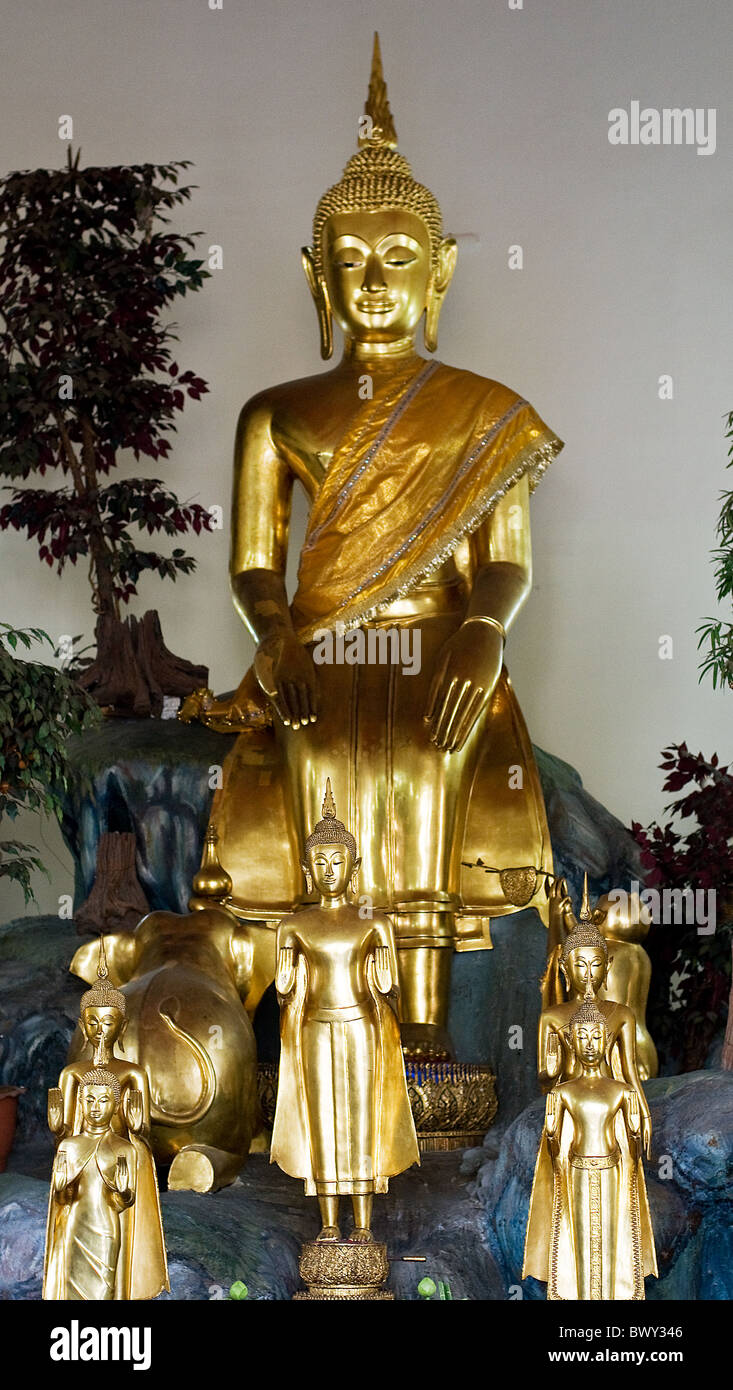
[{"xmin": 189, "ymin": 823, "xmax": 233, "ymax": 907}]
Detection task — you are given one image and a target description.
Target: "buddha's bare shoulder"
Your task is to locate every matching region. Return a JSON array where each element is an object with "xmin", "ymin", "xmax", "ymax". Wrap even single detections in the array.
[{"xmin": 237, "ymin": 365, "xmax": 350, "ymax": 430}]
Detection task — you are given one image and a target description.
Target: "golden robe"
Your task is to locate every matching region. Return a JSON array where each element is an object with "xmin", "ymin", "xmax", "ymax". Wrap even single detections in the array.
[
  {"xmin": 44, "ymin": 1131, "xmax": 138, "ymax": 1301},
  {"xmin": 206, "ymin": 361, "xmax": 563, "ymax": 939},
  {"xmin": 271, "ymin": 911, "xmax": 419, "ymax": 1195},
  {"xmin": 522, "ymin": 1098, "xmax": 657, "ymax": 1300}
]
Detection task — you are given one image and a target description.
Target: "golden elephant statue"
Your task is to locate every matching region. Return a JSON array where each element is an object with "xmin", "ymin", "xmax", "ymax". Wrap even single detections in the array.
[{"xmin": 68, "ymin": 906, "xmax": 274, "ymax": 1191}]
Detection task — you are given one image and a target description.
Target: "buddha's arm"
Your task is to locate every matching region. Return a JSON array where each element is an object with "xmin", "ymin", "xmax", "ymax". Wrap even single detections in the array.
[
  {"xmin": 59, "ymin": 1070, "xmax": 79, "ymax": 1137},
  {"xmin": 538, "ymin": 1013, "xmax": 562, "ymax": 1086},
  {"xmin": 622, "ymin": 1088, "xmax": 643, "ymax": 1161},
  {"xmin": 372, "ymin": 916, "xmax": 400, "ymax": 1002},
  {"xmin": 275, "ymin": 923, "xmax": 298, "ymax": 997},
  {"xmin": 615, "ymin": 1013, "xmax": 651, "ymax": 1155},
  {"xmin": 230, "ymin": 400, "xmax": 318, "ymax": 728},
  {"xmin": 425, "ymin": 475, "xmax": 531, "ymax": 751},
  {"xmin": 467, "ymin": 472, "xmax": 533, "ymax": 627}
]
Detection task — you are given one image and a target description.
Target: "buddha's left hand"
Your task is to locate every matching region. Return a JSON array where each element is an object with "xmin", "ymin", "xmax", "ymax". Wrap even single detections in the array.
[{"xmin": 425, "ymin": 622, "xmax": 504, "ymax": 751}]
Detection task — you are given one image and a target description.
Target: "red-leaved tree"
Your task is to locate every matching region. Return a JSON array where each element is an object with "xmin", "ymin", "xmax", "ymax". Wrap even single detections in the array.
[{"xmin": 0, "ymin": 149, "xmax": 213, "ymax": 715}]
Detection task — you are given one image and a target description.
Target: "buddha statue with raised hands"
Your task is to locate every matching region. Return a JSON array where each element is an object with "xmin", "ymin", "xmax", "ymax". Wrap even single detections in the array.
[
  {"xmin": 523, "ymin": 1001, "xmax": 657, "ymax": 1301},
  {"xmin": 537, "ymin": 878, "xmax": 651, "ymax": 1154},
  {"xmin": 44, "ymin": 1070, "xmax": 141, "ymax": 1300},
  {"xmin": 48, "ymin": 937, "xmax": 168, "ymax": 1299},
  {"xmin": 270, "ymin": 779, "xmax": 419, "ymax": 1242},
  {"xmin": 186, "ymin": 34, "xmax": 563, "ymax": 1058}
]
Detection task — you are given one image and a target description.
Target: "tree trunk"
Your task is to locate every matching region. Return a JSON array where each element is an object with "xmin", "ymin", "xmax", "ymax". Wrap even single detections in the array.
[
  {"xmin": 74, "ymin": 830, "xmax": 149, "ymax": 935},
  {"xmin": 78, "ymin": 610, "xmax": 208, "ymax": 718}
]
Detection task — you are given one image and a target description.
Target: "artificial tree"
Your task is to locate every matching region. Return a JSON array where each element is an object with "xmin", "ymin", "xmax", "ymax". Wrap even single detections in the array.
[
  {"xmin": 0, "ymin": 622, "xmax": 98, "ymax": 903},
  {"xmin": 632, "ymin": 744, "xmax": 733, "ymax": 1073},
  {"xmin": 0, "ymin": 149, "xmax": 213, "ymax": 717},
  {"xmin": 698, "ymin": 409, "xmax": 733, "ymax": 689}
]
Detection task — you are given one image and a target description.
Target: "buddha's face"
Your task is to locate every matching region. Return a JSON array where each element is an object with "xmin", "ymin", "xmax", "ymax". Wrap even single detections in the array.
[
  {"xmin": 81, "ymin": 1005, "xmax": 123, "ymax": 1047},
  {"xmin": 322, "ymin": 209, "xmax": 433, "ymax": 344},
  {"xmin": 572, "ymin": 1020, "xmax": 607, "ymax": 1068},
  {"xmin": 306, "ymin": 841, "xmax": 356, "ymax": 898},
  {"xmin": 563, "ymin": 946, "xmax": 607, "ymax": 997},
  {"xmin": 81, "ymin": 1084, "xmax": 117, "ymax": 1130}
]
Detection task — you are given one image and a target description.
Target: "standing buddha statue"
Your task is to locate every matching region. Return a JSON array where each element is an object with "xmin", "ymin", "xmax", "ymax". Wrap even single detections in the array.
[
  {"xmin": 185, "ymin": 34, "xmax": 563, "ymax": 1058},
  {"xmin": 523, "ymin": 1000, "xmax": 657, "ymax": 1300},
  {"xmin": 44, "ymin": 1069, "xmax": 140, "ymax": 1300},
  {"xmin": 48, "ymin": 937, "xmax": 168, "ymax": 1298},
  {"xmin": 270, "ymin": 779, "xmax": 419, "ymax": 1242}
]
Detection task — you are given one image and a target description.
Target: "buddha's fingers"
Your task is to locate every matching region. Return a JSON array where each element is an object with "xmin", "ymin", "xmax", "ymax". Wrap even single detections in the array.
[
  {"xmin": 284, "ymin": 681, "xmax": 305, "ymax": 729},
  {"xmin": 428, "ymin": 676, "xmax": 460, "ymax": 747},
  {"xmin": 424, "ymin": 652, "xmax": 450, "ymax": 725},
  {"xmin": 439, "ymin": 682, "xmax": 475, "ymax": 750},
  {"xmin": 448, "ymin": 687, "xmax": 485, "ymax": 752},
  {"xmin": 272, "ymin": 684, "xmax": 293, "ymax": 727}
]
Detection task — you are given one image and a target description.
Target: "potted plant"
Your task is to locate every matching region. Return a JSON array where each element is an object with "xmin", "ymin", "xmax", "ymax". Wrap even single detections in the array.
[{"xmin": 0, "ymin": 149, "xmax": 213, "ymax": 717}]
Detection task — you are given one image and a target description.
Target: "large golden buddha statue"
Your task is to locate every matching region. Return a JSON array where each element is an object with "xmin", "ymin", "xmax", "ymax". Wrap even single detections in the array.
[{"xmin": 186, "ymin": 35, "xmax": 563, "ymax": 1056}]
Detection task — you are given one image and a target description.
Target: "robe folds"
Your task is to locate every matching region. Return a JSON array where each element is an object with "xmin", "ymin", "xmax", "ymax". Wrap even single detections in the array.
[
  {"xmin": 204, "ymin": 359, "xmax": 563, "ymax": 934},
  {"xmin": 522, "ymin": 1103, "xmax": 657, "ymax": 1300},
  {"xmin": 44, "ymin": 1132, "xmax": 137, "ymax": 1301},
  {"xmin": 271, "ymin": 919, "xmax": 419, "ymax": 1196}
]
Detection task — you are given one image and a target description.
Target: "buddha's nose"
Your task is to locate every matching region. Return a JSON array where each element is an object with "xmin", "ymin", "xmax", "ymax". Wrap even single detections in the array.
[{"xmin": 362, "ymin": 254, "xmax": 386, "ymax": 292}]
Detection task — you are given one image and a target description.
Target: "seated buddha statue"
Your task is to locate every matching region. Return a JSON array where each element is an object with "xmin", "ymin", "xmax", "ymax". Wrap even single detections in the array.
[{"xmin": 184, "ymin": 34, "xmax": 563, "ymax": 1057}]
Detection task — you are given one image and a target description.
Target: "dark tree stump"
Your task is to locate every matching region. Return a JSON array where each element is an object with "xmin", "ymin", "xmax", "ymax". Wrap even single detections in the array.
[
  {"xmin": 74, "ymin": 830, "xmax": 150, "ymax": 936},
  {"xmin": 78, "ymin": 610, "xmax": 208, "ymax": 718}
]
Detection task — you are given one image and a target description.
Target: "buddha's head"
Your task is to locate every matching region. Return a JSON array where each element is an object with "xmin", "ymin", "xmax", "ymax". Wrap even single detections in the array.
[
  {"xmin": 560, "ymin": 922, "xmax": 609, "ymax": 999},
  {"xmin": 79, "ymin": 936, "xmax": 126, "ymax": 1050},
  {"xmin": 595, "ymin": 888, "xmax": 653, "ymax": 943},
  {"xmin": 80, "ymin": 1068, "xmax": 120, "ymax": 1131},
  {"xmin": 302, "ymin": 778, "xmax": 361, "ymax": 898},
  {"xmin": 303, "ymin": 34, "xmax": 457, "ymax": 357},
  {"xmin": 567, "ymin": 1000, "xmax": 608, "ymax": 1069}
]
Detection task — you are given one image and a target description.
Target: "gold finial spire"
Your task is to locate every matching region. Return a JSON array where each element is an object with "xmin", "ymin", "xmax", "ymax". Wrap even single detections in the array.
[
  {"xmin": 322, "ymin": 777, "xmax": 337, "ymax": 820},
  {"xmin": 189, "ymin": 822, "xmax": 233, "ymax": 908},
  {"xmin": 579, "ymin": 872, "xmax": 592, "ymax": 922},
  {"xmin": 98, "ymin": 933, "xmax": 109, "ymax": 982},
  {"xmin": 360, "ymin": 31, "xmax": 397, "ymax": 149}
]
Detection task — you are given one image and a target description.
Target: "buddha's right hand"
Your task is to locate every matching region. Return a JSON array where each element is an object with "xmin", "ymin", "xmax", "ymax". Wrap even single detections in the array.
[
  {"xmin": 48, "ymin": 1086, "xmax": 63, "ymax": 1134},
  {"xmin": 253, "ymin": 631, "xmax": 318, "ymax": 730}
]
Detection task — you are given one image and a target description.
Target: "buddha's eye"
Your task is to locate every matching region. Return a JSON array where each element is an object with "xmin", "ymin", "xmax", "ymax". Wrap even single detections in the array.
[
  {"xmin": 334, "ymin": 256, "xmax": 364, "ymax": 270},
  {"xmin": 384, "ymin": 254, "xmax": 416, "ymax": 267}
]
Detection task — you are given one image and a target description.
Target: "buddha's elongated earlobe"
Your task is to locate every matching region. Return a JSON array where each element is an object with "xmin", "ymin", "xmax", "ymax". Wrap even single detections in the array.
[
  {"xmin": 424, "ymin": 236, "xmax": 457, "ymax": 353},
  {"xmin": 302, "ymin": 246, "xmax": 333, "ymax": 360},
  {"xmin": 302, "ymin": 862, "xmax": 314, "ymax": 895}
]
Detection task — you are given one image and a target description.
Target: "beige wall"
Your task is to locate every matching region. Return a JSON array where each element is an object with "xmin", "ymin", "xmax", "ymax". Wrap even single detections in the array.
[{"xmin": 2, "ymin": 0, "xmax": 731, "ymax": 918}]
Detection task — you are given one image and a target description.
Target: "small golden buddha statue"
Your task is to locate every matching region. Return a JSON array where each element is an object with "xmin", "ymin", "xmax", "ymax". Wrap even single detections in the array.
[
  {"xmin": 270, "ymin": 779, "xmax": 419, "ymax": 1241},
  {"xmin": 523, "ymin": 1000, "xmax": 657, "ymax": 1300},
  {"xmin": 596, "ymin": 889, "xmax": 658, "ymax": 1080},
  {"xmin": 48, "ymin": 938, "xmax": 168, "ymax": 1298},
  {"xmin": 538, "ymin": 876, "xmax": 652, "ymax": 1151},
  {"xmin": 184, "ymin": 33, "xmax": 563, "ymax": 1058},
  {"xmin": 44, "ymin": 1069, "xmax": 155, "ymax": 1300}
]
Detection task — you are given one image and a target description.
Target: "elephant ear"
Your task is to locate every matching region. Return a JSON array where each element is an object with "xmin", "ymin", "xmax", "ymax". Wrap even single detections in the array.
[{"xmin": 69, "ymin": 932, "xmax": 138, "ymax": 987}]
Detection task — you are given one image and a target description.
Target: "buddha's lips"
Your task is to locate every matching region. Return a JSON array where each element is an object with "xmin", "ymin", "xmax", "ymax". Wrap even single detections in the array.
[{"xmin": 356, "ymin": 297, "xmax": 397, "ymax": 313}]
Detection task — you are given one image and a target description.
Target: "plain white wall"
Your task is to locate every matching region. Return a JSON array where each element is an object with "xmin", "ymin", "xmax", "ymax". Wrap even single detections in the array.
[{"xmin": 1, "ymin": 0, "xmax": 731, "ymax": 918}]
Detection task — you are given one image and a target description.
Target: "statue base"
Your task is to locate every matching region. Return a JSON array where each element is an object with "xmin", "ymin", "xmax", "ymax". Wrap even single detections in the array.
[
  {"xmin": 294, "ymin": 1240, "xmax": 393, "ymax": 1301},
  {"xmin": 406, "ymin": 1061, "xmax": 498, "ymax": 1152}
]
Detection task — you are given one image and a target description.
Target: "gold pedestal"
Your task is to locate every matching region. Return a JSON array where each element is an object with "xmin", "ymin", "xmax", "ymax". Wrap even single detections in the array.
[
  {"xmin": 406, "ymin": 1061, "xmax": 498, "ymax": 1152},
  {"xmin": 294, "ymin": 1240, "xmax": 393, "ymax": 1301},
  {"xmin": 257, "ymin": 1059, "xmax": 497, "ymax": 1153}
]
